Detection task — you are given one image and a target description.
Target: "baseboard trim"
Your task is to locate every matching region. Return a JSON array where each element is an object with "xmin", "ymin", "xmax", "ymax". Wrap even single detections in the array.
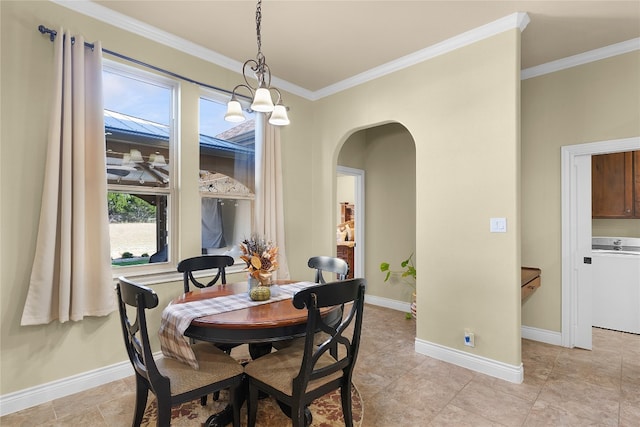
[
  {"xmin": 521, "ymin": 325, "xmax": 562, "ymax": 346},
  {"xmin": 0, "ymin": 307, "xmax": 559, "ymax": 416},
  {"xmin": 415, "ymin": 338, "xmax": 524, "ymax": 384},
  {"xmin": 0, "ymin": 359, "xmax": 135, "ymax": 417},
  {"xmin": 364, "ymin": 294, "xmax": 411, "ymax": 313}
]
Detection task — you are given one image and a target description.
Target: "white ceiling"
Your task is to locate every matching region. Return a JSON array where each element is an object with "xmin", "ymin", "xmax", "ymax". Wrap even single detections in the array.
[{"xmin": 73, "ymin": 1, "xmax": 639, "ymax": 97}]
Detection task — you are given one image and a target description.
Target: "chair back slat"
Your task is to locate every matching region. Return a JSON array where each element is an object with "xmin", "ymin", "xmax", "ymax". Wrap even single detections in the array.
[
  {"xmin": 177, "ymin": 255, "xmax": 234, "ymax": 293},
  {"xmin": 307, "ymin": 256, "xmax": 349, "ymax": 283}
]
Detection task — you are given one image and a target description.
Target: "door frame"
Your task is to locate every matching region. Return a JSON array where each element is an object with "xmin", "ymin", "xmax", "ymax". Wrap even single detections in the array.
[
  {"xmin": 337, "ymin": 166, "xmax": 365, "ymax": 278},
  {"xmin": 561, "ymin": 136, "xmax": 640, "ymax": 348}
]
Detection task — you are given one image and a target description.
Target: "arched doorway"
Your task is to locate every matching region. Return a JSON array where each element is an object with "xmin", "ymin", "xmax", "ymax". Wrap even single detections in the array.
[{"xmin": 336, "ymin": 122, "xmax": 416, "ymax": 312}]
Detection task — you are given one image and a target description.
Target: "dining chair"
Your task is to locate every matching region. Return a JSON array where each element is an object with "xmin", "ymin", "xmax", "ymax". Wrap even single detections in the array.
[
  {"xmin": 307, "ymin": 256, "xmax": 349, "ymax": 283},
  {"xmin": 244, "ymin": 278, "xmax": 366, "ymax": 427},
  {"xmin": 177, "ymin": 254, "xmax": 241, "ymax": 403},
  {"xmin": 307, "ymin": 255, "xmax": 351, "ymax": 357},
  {"xmin": 177, "ymin": 255, "xmax": 235, "ymax": 293},
  {"xmin": 116, "ymin": 277, "xmax": 244, "ymax": 427}
]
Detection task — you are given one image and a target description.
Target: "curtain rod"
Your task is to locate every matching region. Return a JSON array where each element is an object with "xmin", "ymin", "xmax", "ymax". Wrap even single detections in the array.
[{"xmin": 37, "ymin": 24, "xmax": 241, "ymax": 98}]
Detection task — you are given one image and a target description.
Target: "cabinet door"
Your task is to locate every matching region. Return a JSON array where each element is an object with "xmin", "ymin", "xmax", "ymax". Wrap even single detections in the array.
[{"xmin": 592, "ymin": 152, "xmax": 633, "ymax": 218}]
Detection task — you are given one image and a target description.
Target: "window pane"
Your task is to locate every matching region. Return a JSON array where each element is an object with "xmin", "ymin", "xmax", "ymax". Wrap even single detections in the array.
[
  {"xmin": 108, "ymin": 192, "xmax": 169, "ymax": 267},
  {"xmin": 104, "ymin": 70, "xmax": 171, "ymax": 189},
  {"xmin": 199, "ymin": 96, "xmax": 255, "ymax": 260},
  {"xmin": 104, "ymin": 66, "xmax": 174, "ymax": 267}
]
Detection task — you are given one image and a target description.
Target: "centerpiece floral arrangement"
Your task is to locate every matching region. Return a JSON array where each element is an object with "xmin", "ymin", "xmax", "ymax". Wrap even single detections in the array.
[{"xmin": 240, "ymin": 234, "xmax": 279, "ymax": 286}]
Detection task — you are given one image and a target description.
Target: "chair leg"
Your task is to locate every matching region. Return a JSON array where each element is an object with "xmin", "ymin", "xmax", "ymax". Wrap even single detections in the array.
[
  {"xmin": 155, "ymin": 395, "xmax": 172, "ymax": 427},
  {"xmin": 231, "ymin": 385, "xmax": 241, "ymax": 427},
  {"xmin": 291, "ymin": 401, "xmax": 306, "ymax": 427},
  {"xmin": 341, "ymin": 382, "xmax": 353, "ymax": 427},
  {"xmin": 132, "ymin": 376, "xmax": 149, "ymax": 427},
  {"xmin": 200, "ymin": 395, "xmax": 207, "ymax": 406},
  {"xmin": 247, "ymin": 382, "xmax": 258, "ymax": 427}
]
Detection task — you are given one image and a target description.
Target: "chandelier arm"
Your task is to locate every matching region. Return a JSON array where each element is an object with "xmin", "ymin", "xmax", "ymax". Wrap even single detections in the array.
[
  {"xmin": 269, "ymin": 87, "xmax": 283, "ymax": 105},
  {"xmin": 231, "ymin": 83, "xmax": 255, "ymax": 100},
  {"xmin": 242, "ymin": 59, "xmax": 260, "ymax": 90}
]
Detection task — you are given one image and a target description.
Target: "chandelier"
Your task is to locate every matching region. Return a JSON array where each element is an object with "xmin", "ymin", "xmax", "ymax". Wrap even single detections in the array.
[{"xmin": 224, "ymin": 0, "xmax": 290, "ymax": 126}]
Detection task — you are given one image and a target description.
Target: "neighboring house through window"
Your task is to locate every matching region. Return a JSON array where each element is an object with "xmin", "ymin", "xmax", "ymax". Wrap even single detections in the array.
[
  {"xmin": 199, "ymin": 93, "xmax": 255, "ymax": 264},
  {"xmin": 103, "ymin": 61, "xmax": 255, "ymax": 273}
]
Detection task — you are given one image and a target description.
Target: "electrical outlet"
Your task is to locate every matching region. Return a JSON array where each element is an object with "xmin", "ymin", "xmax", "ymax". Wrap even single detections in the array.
[{"xmin": 464, "ymin": 329, "xmax": 475, "ymax": 347}]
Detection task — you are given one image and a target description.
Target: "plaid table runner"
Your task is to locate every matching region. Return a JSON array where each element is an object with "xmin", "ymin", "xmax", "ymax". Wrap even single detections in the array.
[{"xmin": 159, "ymin": 281, "xmax": 317, "ymax": 369}]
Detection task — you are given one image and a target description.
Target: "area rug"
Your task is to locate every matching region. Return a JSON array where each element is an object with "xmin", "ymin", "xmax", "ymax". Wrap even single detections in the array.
[{"xmin": 140, "ymin": 386, "xmax": 363, "ymax": 426}]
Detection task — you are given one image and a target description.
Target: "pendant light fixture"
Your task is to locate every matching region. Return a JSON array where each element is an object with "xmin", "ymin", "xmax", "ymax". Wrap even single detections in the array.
[{"xmin": 224, "ymin": 0, "xmax": 290, "ymax": 126}]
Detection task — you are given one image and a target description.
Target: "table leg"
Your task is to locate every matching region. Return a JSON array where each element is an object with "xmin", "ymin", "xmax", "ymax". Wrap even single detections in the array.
[
  {"xmin": 248, "ymin": 342, "xmax": 273, "ymax": 359},
  {"xmin": 204, "ymin": 378, "xmax": 247, "ymax": 427}
]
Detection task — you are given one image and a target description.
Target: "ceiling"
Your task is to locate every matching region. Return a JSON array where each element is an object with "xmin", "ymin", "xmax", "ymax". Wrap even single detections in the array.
[{"xmin": 85, "ymin": 1, "xmax": 639, "ymax": 96}]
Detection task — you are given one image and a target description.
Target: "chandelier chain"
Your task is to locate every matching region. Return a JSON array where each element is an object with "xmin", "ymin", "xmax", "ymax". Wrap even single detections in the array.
[{"xmin": 255, "ymin": 0, "xmax": 262, "ymax": 57}]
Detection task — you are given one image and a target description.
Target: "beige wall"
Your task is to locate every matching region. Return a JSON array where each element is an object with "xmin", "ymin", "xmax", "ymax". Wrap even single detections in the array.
[
  {"xmin": 521, "ymin": 51, "xmax": 640, "ymax": 331},
  {"xmin": 592, "ymin": 219, "xmax": 640, "ymax": 238},
  {"xmin": 336, "ymin": 176, "xmax": 355, "ymax": 223},
  {"xmin": 311, "ymin": 30, "xmax": 523, "ymax": 365}
]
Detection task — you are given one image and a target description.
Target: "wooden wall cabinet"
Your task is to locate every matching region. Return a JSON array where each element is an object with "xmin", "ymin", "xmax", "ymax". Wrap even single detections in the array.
[{"xmin": 592, "ymin": 151, "xmax": 639, "ymax": 218}]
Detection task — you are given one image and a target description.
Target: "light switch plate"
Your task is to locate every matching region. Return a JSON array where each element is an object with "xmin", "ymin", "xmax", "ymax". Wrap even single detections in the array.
[{"xmin": 490, "ymin": 217, "xmax": 507, "ymax": 233}]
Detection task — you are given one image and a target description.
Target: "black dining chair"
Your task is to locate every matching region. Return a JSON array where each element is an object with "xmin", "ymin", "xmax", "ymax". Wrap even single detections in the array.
[
  {"xmin": 307, "ymin": 255, "xmax": 350, "ymax": 357},
  {"xmin": 244, "ymin": 278, "xmax": 366, "ymax": 427},
  {"xmin": 177, "ymin": 255, "xmax": 235, "ymax": 293},
  {"xmin": 308, "ymin": 256, "xmax": 349, "ymax": 283},
  {"xmin": 177, "ymin": 255, "xmax": 241, "ymax": 403},
  {"xmin": 116, "ymin": 277, "xmax": 244, "ymax": 427}
]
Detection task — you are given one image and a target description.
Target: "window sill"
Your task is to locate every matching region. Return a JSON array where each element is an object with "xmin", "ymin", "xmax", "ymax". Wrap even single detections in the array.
[{"xmin": 112, "ymin": 263, "xmax": 248, "ymax": 286}]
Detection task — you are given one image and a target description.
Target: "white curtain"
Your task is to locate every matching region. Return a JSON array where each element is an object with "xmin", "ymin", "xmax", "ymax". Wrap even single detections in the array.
[
  {"xmin": 21, "ymin": 30, "xmax": 115, "ymax": 325},
  {"xmin": 254, "ymin": 114, "xmax": 290, "ymax": 279}
]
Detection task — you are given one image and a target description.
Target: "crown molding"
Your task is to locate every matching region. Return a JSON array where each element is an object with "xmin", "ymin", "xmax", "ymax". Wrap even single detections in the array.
[
  {"xmin": 313, "ymin": 12, "xmax": 530, "ymax": 100},
  {"xmin": 521, "ymin": 37, "xmax": 640, "ymax": 80},
  {"xmin": 49, "ymin": 2, "xmax": 637, "ymax": 99},
  {"xmin": 50, "ymin": 0, "xmax": 314, "ymax": 99},
  {"xmin": 49, "ymin": 1, "xmax": 530, "ymax": 101}
]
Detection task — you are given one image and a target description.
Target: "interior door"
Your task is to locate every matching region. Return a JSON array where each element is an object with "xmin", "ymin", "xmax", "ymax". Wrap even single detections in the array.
[{"xmin": 574, "ymin": 154, "xmax": 593, "ymax": 349}]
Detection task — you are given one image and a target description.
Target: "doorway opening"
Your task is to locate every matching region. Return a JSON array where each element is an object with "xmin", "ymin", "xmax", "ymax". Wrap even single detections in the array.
[
  {"xmin": 561, "ymin": 136, "xmax": 639, "ymax": 349},
  {"xmin": 336, "ymin": 166, "xmax": 365, "ymax": 278}
]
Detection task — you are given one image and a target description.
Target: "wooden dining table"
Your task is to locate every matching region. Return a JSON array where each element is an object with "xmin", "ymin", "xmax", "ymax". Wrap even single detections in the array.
[
  {"xmin": 165, "ymin": 279, "xmax": 339, "ymax": 427},
  {"xmin": 169, "ymin": 279, "xmax": 340, "ymax": 357}
]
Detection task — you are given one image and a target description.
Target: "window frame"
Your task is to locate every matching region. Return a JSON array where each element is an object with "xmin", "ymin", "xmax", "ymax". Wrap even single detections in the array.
[{"xmin": 104, "ymin": 60, "xmax": 180, "ymax": 278}]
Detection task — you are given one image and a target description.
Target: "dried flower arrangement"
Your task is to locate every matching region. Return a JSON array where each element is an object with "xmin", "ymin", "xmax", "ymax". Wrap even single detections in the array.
[{"xmin": 240, "ymin": 234, "xmax": 279, "ymax": 284}]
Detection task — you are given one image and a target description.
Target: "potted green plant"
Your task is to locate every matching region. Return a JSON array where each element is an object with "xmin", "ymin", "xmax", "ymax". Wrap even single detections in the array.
[{"xmin": 380, "ymin": 253, "xmax": 416, "ymax": 319}]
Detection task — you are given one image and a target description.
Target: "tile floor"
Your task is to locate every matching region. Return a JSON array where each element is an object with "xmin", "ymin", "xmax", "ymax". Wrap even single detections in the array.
[{"xmin": 2, "ymin": 304, "xmax": 639, "ymax": 426}]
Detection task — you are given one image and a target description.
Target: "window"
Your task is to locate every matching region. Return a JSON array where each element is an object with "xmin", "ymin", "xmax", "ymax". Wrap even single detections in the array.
[
  {"xmin": 199, "ymin": 93, "xmax": 255, "ymax": 263},
  {"xmin": 103, "ymin": 63, "xmax": 177, "ymax": 269}
]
